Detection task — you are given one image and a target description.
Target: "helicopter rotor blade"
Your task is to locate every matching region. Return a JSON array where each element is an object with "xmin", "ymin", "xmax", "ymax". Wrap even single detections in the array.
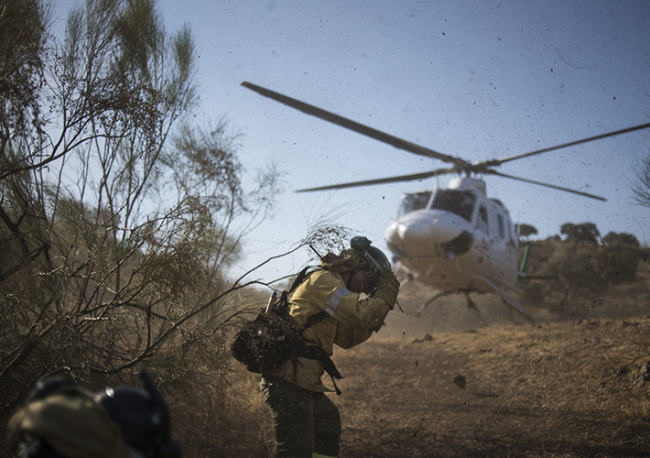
[
  {"xmin": 481, "ymin": 122, "xmax": 650, "ymax": 167},
  {"xmin": 241, "ymin": 82, "xmax": 465, "ymax": 166},
  {"xmin": 484, "ymin": 169, "xmax": 607, "ymax": 201},
  {"xmin": 296, "ymin": 168, "xmax": 455, "ymax": 193}
]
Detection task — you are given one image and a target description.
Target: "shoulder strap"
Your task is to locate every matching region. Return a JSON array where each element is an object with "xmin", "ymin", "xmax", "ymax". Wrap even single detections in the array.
[
  {"xmin": 290, "ymin": 267, "xmax": 330, "ymax": 333},
  {"xmin": 286, "ymin": 267, "xmax": 344, "ymax": 394},
  {"xmin": 288, "ymin": 266, "xmax": 318, "ymax": 293},
  {"xmin": 273, "ymin": 267, "xmax": 316, "ymax": 316},
  {"xmin": 276, "ymin": 266, "xmax": 318, "ymax": 315}
]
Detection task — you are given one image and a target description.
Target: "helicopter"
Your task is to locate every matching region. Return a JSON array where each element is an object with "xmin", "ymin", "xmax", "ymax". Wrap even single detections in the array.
[{"xmin": 242, "ymin": 81, "xmax": 650, "ymax": 317}]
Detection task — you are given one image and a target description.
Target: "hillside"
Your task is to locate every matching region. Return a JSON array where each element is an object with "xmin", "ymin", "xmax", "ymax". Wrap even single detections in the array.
[
  {"xmin": 224, "ymin": 251, "xmax": 650, "ymax": 458},
  {"xmin": 229, "ymin": 313, "xmax": 650, "ymax": 457},
  {"xmin": 332, "ymin": 315, "xmax": 650, "ymax": 458}
]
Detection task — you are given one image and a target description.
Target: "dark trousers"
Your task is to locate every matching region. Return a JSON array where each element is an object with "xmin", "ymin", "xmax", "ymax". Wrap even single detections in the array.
[{"xmin": 261, "ymin": 376, "xmax": 341, "ymax": 458}]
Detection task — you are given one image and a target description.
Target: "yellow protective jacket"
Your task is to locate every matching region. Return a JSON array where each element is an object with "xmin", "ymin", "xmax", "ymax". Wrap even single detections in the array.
[{"xmin": 265, "ymin": 269, "xmax": 398, "ymax": 392}]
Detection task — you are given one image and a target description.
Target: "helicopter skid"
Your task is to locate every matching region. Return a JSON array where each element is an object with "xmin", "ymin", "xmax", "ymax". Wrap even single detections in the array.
[
  {"xmin": 467, "ymin": 273, "xmax": 532, "ymax": 317},
  {"xmin": 397, "ymin": 255, "xmax": 530, "ymax": 317}
]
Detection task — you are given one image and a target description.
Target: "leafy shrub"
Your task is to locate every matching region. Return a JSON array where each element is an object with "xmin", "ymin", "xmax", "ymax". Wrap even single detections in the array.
[
  {"xmin": 598, "ymin": 248, "xmax": 639, "ymax": 284},
  {"xmin": 525, "ymin": 240, "xmax": 640, "ymax": 300},
  {"xmin": 549, "ymin": 242, "xmax": 606, "ymax": 292}
]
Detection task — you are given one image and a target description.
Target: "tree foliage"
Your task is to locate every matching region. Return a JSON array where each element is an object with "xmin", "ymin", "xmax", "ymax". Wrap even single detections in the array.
[
  {"xmin": 524, "ymin": 230, "xmax": 641, "ymax": 309},
  {"xmin": 0, "ymin": 0, "xmax": 46, "ymax": 159},
  {"xmin": 630, "ymin": 153, "xmax": 650, "ymax": 208},
  {"xmin": 515, "ymin": 223, "xmax": 538, "ymax": 239},
  {"xmin": 602, "ymin": 231, "xmax": 640, "ymax": 248},
  {"xmin": 0, "ymin": 0, "xmax": 277, "ymax": 428},
  {"xmin": 560, "ymin": 222, "xmax": 600, "ymax": 245}
]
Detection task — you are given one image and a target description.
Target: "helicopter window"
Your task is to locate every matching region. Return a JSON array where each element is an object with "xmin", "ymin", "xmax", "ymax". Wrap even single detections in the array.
[
  {"xmin": 477, "ymin": 206, "xmax": 489, "ymax": 235},
  {"xmin": 397, "ymin": 191, "xmax": 432, "ymax": 218},
  {"xmin": 497, "ymin": 213, "xmax": 505, "ymax": 239},
  {"xmin": 508, "ymin": 220, "xmax": 517, "ymax": 247},
  {"xmin": 430, "ymin": 190, "xmax": 476, "ymax": 222}
]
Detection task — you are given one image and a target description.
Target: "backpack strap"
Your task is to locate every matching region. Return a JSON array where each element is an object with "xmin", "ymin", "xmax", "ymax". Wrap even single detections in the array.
[
  {"xmin": 276, "ymin": 266, "xmax": 317, "ymax": 315},
  {"xmin": 286, "ymin": 267, "xmax": 345, "ymax": 394},
  {"xmin": 295, "ymin": 310, "xmax": 343, "ymax": 395},
  {"xmin": 288, "ymin": 266, "xmax": 317, "ymax": 293},
  {"xmin": 298, "ymin": 311, "xmax": 330, "ymax": 334}
]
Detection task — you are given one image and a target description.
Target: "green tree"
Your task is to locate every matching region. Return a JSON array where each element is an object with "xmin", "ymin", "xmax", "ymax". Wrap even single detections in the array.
[
  {"xmin": 0, "ymin": 0, "xmax": 279, "ymax": 434},
  {"xmin": 516, "ymin": 223, "xmax": 538, "ymax": 239},
  {"xmin": 602, "ymin": 231, "xmax": 640, "ymax": 248},
  {"xmin": 560, "ymin": 222, "xmax": 600, "ymax": 245},
  {"xmin": 0, "ymin": 0, "xmax": 46, "ymax": 163},
  {"xmin": 599, "ymin": 231, "xmax": 640, "ymax": 283}
]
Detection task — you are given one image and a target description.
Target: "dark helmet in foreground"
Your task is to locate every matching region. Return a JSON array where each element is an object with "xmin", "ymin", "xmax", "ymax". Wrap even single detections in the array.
[
  {"xmin": 9, "ymin": 372, "xmax": 180, "ymax": 458},
  {"xmin": 96, "ymin": 372, "xmax": 180, "ymax": 458},
  {"xmin": 26, "ymin": 376, "xmax": 76, "ymax": 403}
]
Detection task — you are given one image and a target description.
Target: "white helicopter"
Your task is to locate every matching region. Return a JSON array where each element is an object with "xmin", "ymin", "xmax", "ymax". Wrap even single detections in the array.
[{"xmin": 242, "ymin": 81, "xmax": 650, "ymax": 317}]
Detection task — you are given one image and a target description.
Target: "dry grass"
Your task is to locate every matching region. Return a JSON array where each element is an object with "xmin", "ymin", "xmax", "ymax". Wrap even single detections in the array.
[
  {"xmin": 219, "ymin": 314, "xmax": 650, "ymax": 457},
  {"xmin": 169, "ymin": 371, "xmax": 274, "ymax": 457},
  {"xmin": 212, "ymin": 262, "xmax": 650, "ymax": 458}
]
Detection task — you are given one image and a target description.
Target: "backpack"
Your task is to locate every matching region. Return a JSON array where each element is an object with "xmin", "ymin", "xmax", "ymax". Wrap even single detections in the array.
[{"xmin": 230, "ymin": 267, "xmax": 343, "ymax": 393}]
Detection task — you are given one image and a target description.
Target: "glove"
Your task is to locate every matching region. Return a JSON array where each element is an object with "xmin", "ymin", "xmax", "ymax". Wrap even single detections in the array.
[
  {"xmin": 372, "ymin": 271, "xmax": 400, "ymax": 308},
  {"xmin": 378, "ymin": 270, "xmax": 400, "ymax": 288}
]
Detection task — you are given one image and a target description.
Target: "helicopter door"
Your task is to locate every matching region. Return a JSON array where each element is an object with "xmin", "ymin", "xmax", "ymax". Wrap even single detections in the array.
[
  {"xmin": 507, "ymin": 219, "xmax": 518, "ymax": 248},
  {"xmin": 496, "ymin": 213, "xmax": 506, "ymax": 242},
  {"xmin": 476, "ymin": 205, "xmax": 489, "ymax": 237},
  {"xmin": 491, "ymin": 206, "xmax": 518, "ymax": 282},
  {"xmin": 487, "ymin": 204, "xmax": 508, "ymax": 247},
  {"xmin": 493, "ymin": 211, "xmax": 510, "ymax": 256}
]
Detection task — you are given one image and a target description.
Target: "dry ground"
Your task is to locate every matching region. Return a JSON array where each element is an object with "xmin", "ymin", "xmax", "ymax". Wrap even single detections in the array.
[{"xmin": 229, "ymin": 283, "xmax": 650, "ymax": 458}]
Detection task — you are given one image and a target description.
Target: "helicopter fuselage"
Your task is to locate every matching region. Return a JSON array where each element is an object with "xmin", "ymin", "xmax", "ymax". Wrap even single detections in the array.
[{"xmin": 386, "ymin": 177, "xmax": 519, "ymax": 295}]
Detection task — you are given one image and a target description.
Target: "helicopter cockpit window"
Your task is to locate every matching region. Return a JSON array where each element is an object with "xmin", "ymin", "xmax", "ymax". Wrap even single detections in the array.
[
  {"xmin": 397, "ymin": 191, "xmax": 432, "ymax": 218},
  {"xmin": 477, "ymin": 206, "xmax": 489, "ymax": 235},
  {"xmin": 430, "ymin": 190, "xmax": 476, "ymax": 222}
]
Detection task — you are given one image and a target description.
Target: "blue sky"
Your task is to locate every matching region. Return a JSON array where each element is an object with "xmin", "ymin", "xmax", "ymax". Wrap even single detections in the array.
[{"xmin": 51, "ymin": 0, "xmax": 650, "ymax": 283}]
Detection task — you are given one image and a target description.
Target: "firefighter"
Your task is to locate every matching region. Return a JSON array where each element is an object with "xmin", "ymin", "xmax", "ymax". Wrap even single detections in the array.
[
  {"xmin": 7, "ymin": 372, "xmax": 180, "ymax": 458},
  {"xmin": 260, "ymin": 236, "xmax": 400, "ymax": 458}
]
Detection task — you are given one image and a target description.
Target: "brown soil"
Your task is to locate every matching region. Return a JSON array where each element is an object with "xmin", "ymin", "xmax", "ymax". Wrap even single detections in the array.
[{"xmin": 232, "ymin": 280, "xmax": 650, "ymax": 457}]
